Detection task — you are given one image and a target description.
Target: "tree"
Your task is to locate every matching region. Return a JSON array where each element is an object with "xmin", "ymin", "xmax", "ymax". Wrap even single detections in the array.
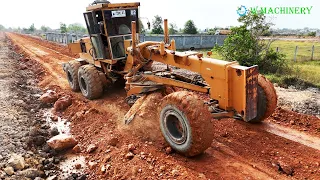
[
  {"xmin": 68, "ymin": 23, "xmax": 86, "ymax": 33},
  {"xmin": 183, "ymin": 20, "xmax": 197, "ymax": 34},
  {"xmin": 40, "ymin": 25, "xmax": 50, "ymax": 32},
  {"xmin": 207, "ymin": 27, "xmax": 218, "ymax": 35},
  {"xmin": 60, "ymin": 22, "xmax": 67, "ymax": 33},
  {"xmin": 307, "ymin": 31, "xmax": 316, "ymax": 37},
  {"xmin": 151, "ymin": 15, "xmax": 163, "ymax": 34},
  {"xmin": 214, "ymin": 11, "xmax": 286, "ymax": 74},
  {"xmin": 28, "ymin": 23, "xmax": 36, "ymax": 33},
  {"xmin": 0, "ymin": 24, "xmax": 5, "ymax": 31},
  {"xmin": 169, "ymin": 23, "xmax": 178, "ymax": 34}
]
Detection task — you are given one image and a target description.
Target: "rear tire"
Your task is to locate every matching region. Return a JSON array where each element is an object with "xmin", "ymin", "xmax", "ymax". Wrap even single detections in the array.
[
  {"xmin": 78, "ymin": 65, "xmax": 103, "ymax": 100},
  {"xmin": 65, "ymin": 61, "xmax": 81, "ymax": 91},
  {"xmin": 159, "ymin": 91, "xmax": 214, "ymax": 157}
]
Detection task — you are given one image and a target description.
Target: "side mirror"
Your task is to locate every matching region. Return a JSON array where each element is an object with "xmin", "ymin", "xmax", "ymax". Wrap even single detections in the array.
[{"xmin": 147, "ymin": 22, "xmax": 151, "ymax": 30}]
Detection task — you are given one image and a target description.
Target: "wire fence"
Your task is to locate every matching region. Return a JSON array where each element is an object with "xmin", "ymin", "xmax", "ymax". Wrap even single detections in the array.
[
  {"xmin": 274, "ymin": 45, "xmax": 320, "ymax": 61},
  {"xmin": 44, "ymin": 32, "xmax": 227, "ymax": 50},
  {"xmin": 45, "ymin": 32, "xmax": 87, "ymax": 44}
]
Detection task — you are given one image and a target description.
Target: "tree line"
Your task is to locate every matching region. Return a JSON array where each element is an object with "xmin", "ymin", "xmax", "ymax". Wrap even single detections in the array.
[
  {"xmin": 148, "ymin": 15, "xmax": 198, "ymax": 35},
  {"xmin": 0, "ymin": 23, "xmax": 87, "ymax": 34}
]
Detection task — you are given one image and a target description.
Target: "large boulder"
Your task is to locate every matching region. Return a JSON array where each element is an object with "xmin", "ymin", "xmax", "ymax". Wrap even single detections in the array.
[
  {"xmin": 47, "ymin": 134, "xmax": 78, "ymax": 151},
  {"xmin": 53, "ymin": 96, "xmax": 72, "ymax": 112},
  {"xmin": 39, "ymin": 90, "xmax": 58, "ymax": 104}
]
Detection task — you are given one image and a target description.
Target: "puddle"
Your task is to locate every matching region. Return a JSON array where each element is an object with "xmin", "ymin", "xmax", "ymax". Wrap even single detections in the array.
[
  {"xmin": 262, "ymin": 122, "xmax": 320, "ymax": 151},
  {"xmin": 44, "ymin": 111, "xmax": 70, "ymax": 134},
  {"xmin": 59, "ymin": 154, "xmax": 87, "ymax": 179},
  {"xmin": 44, "ymin": 110, "xmax": 86, "ymax": 178}
]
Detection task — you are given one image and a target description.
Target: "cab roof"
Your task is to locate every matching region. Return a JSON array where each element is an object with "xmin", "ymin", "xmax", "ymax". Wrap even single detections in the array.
[{"xmin": 86, "ymin": 2, "xmax": 140, "ymax": 11}]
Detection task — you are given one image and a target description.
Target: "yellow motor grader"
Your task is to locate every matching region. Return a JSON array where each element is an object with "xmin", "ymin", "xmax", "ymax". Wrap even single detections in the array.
[{"xmin": 64, "ymin": 1, "xmax": 277, "ymax": 156}]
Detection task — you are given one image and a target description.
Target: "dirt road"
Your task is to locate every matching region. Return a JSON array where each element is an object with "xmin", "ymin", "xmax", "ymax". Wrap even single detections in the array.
[
  {"xmin": 5, "ymin": 32, "xmax": 320, "ymax": 180},
  {"xmin": 0, "ymin": 32, "xmax": 66, "ymax": 179}
]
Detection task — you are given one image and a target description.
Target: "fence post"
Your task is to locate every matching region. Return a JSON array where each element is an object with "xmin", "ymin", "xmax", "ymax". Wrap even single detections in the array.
[
  {"xmin": 183, "ymin": 36, "xmax": 186, "ymax": 49},
  {"xmin": 66, "ymin": 33, "xmax": 68, "ymax": 44},
  {"xmin": 294, "ymin": 46, "xmax": 298, "ymax": 62},
  {"xmin": 311, "ymin": 45, "xmax": 315, "ymax": 60},
  {"xmin": 276, "ymin": 47, "xmax": 279, "ymax": 52},
  {"xmin": 200, "ymin": 35, "xmax": 203, "ymax": 49}
]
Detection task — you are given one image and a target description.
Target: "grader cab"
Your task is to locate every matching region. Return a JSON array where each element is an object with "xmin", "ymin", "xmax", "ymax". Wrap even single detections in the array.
[{"xmin": 65, "ymin": 1, "xmax": 277, "ymax": 156}]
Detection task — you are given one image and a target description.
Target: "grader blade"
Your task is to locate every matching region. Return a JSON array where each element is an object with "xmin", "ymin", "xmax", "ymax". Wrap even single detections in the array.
[{"xmin": 124, "ymin": 92, "xmax": 164, "ymax": 125}]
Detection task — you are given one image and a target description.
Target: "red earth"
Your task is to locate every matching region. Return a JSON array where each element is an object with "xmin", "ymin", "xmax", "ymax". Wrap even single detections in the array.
[{"xmin": 6, "ymin": 32, "xmax": 320, "ymax": 180}]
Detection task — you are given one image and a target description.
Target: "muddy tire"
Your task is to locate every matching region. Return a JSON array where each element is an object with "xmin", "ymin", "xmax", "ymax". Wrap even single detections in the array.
[
  {"xmin": 159, "ymin": 91, "xmax": 214, "ymax": 157},
  {"xmin": 65, "ymin": 61, "xmax": 81, "ymax": 91},
  {"xmin": 249, "ymin": 74, "xmax": 278, "ymax": 123},
  {"xmin": 78, "ymin": 65, "xmax": 103, "ymax": 100}
]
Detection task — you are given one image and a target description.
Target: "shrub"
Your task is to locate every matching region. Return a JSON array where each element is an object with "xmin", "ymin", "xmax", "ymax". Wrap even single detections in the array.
[{"xmin": 214, "ymin": 11, "xmax": 287, "ymax": 74}]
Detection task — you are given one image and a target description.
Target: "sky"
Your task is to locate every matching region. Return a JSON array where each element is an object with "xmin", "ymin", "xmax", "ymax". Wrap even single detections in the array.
[{"xmin": 0, "ymin": 0, "xmax": 319, "ymax": 30}]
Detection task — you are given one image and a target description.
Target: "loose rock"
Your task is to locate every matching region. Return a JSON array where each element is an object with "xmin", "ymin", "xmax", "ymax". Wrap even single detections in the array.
[
  {"xmin": 128, "ymin": 144, "xmax": 136, "ymax": 152},
  {"xmin": 53, "ymin": 95, "xmax": 72, "ymax": 112},
  {"xmin": 17, "ymin": 169, "xmax": 45, "ymax": 179},
  {"xmin": 171, "ymin": 169, "xmax": 179, "ymax": 176},
  {"xmin": 75, "ymin": 164, "xmax": 82, "ymax": 169},
  {"xmin": 159, "ymin": 165, "xmax": 166, "ymax": 171},
  {"xmin": 125, "ymin": 152, "xmax": 135, "ymax": 160},
  {"xmin": 72, "ymin": 144, "xmax": 81, "ymax": 153},
  {"xmin": 47, "ymin": 134, "xmax": 78, "ymax": 151},
  {"xmin": 3, "ymin": 166, "xmax": 14, "ymax": 176},
  {"xmin": 34, "ymin": 136, "xmax": 46, "ymax": 146},
  {"xmin": 273, "ymin": 161, "xmax": 294, "ymax": 176},
  {"xmin": 39, "ymin": 90, "xmax": 58, "ymax": 104},
  {"xmin": 88, "ymin": 161, "xmax": 97, "ymax": 170},
  {"xmin": 8, "ymin": 154, "xmax": 25, "ymax": 170},
  {"xmin": 108, "ymin": 137, "xmax": 119, "ymax": 146},
  {"xmin": 100, "ymin": 165, "xmax": 106, "ymax": 173},
  {"xmin": 165, "ymin": 147, "xmax": 173, "ymax": 154},
  {"xmin": 86, "ymin": 144, "xmax": 98, "ymax": 153},
  {"xmin": 50, "ymin": 127, "xmax": 59, "ymax": 136}
]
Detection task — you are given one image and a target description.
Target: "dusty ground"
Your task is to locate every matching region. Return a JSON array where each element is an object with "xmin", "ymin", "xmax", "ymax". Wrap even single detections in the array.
[
  {"xmin": 3, "ymin": 32, "xmax": 320, "ymax": 180},
  {"xmin": 0, "ymin": 32, "xmax": 88, "ymax": 180},
  {"xmin": 0, "ymin": 32, "xmax": 65, "ymax": 180}
]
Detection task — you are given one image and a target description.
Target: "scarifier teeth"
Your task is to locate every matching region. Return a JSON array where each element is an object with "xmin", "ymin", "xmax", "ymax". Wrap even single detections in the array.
[{"xmin": 124, "ymin": 113, "xmax": 136, "ymax": 125}]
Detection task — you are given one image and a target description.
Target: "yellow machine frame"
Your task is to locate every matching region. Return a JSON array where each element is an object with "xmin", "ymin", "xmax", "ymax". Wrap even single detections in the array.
[{"xmin": 68, "ymin": 2, "xmax": 259, "ymax": 122}]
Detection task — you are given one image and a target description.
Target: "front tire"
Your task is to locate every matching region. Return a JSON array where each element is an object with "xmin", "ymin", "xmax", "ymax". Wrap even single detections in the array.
[
  {"xmin": 159, "ymin": 91, "xmax": 214, "ymax": 157},
  {"xmin": 65, "ymin": 61, "xmax": 81, "ymax": 91},
  {"xmin": 78, "ymin": 65, "xmax": 103, "ymax": 100}
]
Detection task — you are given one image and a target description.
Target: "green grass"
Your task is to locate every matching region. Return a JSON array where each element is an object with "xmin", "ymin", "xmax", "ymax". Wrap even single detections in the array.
[
  {"xmin": 291, "ymin": 61, "xmax": 320, "ymax": 87},
  {"xmin": 200, "ymin": 40, "xmax": 320, "ymax": 88},
  {"xmin": 270, "ymin": 40, "xmax": 320, "ymax": 61}
]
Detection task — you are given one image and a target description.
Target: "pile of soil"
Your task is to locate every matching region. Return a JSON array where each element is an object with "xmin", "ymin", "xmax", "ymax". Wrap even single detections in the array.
[{"xmin": 269, "ymin": 107, "xmax": 320, "ymax": 137}]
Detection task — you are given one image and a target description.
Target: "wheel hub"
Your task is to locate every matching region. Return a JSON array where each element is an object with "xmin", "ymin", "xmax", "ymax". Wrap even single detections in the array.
[{"xmin": 163, "ymin": 109, "xmax": 187, "ymax": 145}]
